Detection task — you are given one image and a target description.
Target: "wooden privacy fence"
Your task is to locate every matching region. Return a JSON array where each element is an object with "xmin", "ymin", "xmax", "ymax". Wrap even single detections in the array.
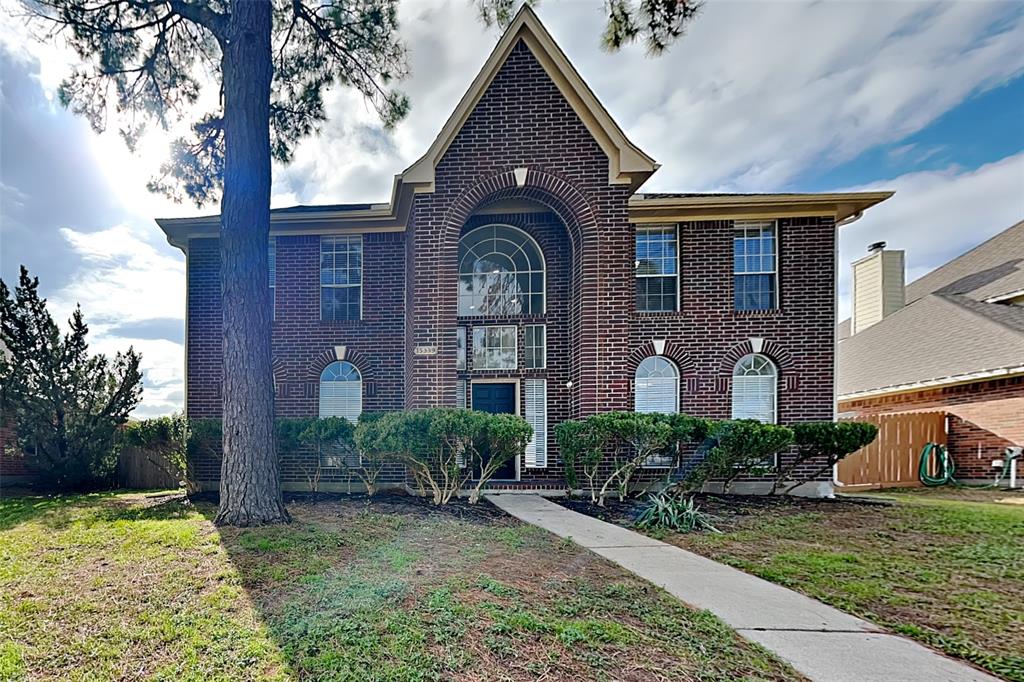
[
  {"xmin": 117, "ymin": 446, "xmax": 183, "ymax": 490},
  {"xmin": 836, "ymin": 411, "xmax": 947, "ymax": 491}
]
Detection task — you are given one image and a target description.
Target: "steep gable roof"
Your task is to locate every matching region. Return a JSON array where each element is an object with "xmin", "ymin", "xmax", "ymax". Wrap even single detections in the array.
[
  {"xmin": 402, "ymin": 5, "xmax": 657, "ymax": 191},
  {"xmin": 905, "ymin": 220, "xmax": 1024, "ymax": 304}
]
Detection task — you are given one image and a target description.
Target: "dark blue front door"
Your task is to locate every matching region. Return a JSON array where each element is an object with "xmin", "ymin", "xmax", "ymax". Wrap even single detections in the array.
[{"xmin": 472, "ymin": 382, "xmax": 517, "ymax": 480}]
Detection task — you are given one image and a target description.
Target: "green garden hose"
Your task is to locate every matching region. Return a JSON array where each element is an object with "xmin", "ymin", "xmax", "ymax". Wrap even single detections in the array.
[{"xmin": 919, "ymin": 442, "xmax": 957, "ymax": 486}]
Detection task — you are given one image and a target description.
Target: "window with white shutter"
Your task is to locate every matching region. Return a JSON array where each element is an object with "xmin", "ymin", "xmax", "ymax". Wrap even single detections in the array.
[
  {"xmin": 731, "ymin": 354, "xmax": 777, "ymax": 423},
  {"xmin": 634, "ymin": 356, "xmax": 678, "ymax": 467},
  {"xmin": 524, "ymin": 379, "xmax": 547, "ymax": 468},
  {"xmin": 318, "ymin": 361, "xmax": 362, "ymax": 423},
  {"xmin": 269, "ymin": 237, "xmax": 276, "ymax": 320}
]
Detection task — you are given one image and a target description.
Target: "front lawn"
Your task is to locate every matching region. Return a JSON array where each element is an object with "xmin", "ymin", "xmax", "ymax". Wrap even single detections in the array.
[
  {"xmin": 0, "ymin": 491, "xmax": 801, "ymax": 681},
  {"xmin": 624, "ymin": 487, "xmax": 1024, "ymax": 681}
]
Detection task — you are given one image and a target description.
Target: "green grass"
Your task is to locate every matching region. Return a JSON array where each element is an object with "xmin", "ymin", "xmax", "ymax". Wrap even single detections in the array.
[
  {"xmin": 667, "ymin": 487, "xmax": 1024, "ymax": 681},
  {"xmin": 0, "ymin": 491, "xmax": 801, "ymax": 681}
]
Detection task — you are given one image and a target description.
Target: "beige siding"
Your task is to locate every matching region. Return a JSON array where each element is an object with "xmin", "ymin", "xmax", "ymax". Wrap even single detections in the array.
[{"xmin": 852, "ymin": 250, "xmax": 905, "ymax": 334}]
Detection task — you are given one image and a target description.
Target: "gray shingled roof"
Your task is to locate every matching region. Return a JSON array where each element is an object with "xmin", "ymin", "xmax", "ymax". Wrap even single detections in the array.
[
  {"xmin": 838, "ymin": 220, "xmax": 1024, "ymax": 396},
  {"xmin": 905, "ymin": 220, "xmax": 1024, "ymax": 303}
]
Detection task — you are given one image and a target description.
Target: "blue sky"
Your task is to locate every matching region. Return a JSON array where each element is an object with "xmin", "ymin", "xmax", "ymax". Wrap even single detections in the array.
[
  {"xmin": 1, "ymin": 0, "xmax": 1022, "ymax": 416},
  {"xmin": 804, "ymin": 76, "xmax": 1024, "ymax": 191}
]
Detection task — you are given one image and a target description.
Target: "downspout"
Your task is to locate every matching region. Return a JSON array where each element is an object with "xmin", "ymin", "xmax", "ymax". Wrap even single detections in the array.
[{"xmin": 831, "ymin": 209, "xmax": 863, "ymax": 493}]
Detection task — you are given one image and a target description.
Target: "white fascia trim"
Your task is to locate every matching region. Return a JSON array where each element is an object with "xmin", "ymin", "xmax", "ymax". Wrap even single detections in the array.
[
  {"xmin": 839, "ymin": 365, "xmax": 1024, "ymax": 401},
  {"xmin": 984, "ymin": 289, "xmax": 1024, "ymax": 303}
]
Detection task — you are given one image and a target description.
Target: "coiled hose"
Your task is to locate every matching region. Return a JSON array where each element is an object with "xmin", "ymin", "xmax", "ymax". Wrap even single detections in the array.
[{"xmin": 919, "ymin": 442, "xmax": 957, "ymax": 486}]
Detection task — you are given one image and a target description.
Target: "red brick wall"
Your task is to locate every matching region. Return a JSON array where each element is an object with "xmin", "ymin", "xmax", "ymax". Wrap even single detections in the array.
[
  {"xmin": 0, "ymin": 421, "xmax": 34, "ymax": 483},
  {"xmin": 183, "ymin": 38, "xmax": 842, "ymax": 490},
  {"xmin": 185, "ymin": 232, "xmax": 407, "ymax": 485},
  {"xmin": 840, "ymin": 376, "xmax": 1024, "ymax": 480},
  {"xmin": 632, "ymin": 216, "xmax": 838, "ymax": 482}
]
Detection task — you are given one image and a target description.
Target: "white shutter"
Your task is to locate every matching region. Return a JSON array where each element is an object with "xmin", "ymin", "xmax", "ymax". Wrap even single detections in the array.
[
  {"xmin": 524, "ymin": 379, "xmax": 547, "ymax": 468},
  {"xmin": 456, "ymin": 380, "xmax": 467, "ymax": 409},
  {"xmin": 318, "ymin": 380, "xmax": 362, "ymax": 423},
  {"xmin": 731, "ymin": 375, "xmax": 775, "ymax": 423},
  {"xmin": 635, "ymin": 377, "xmax": 678, "ymax": 414},
  {"xmin": 268, "ymin": 237, "xmax": 276, "ymax": 287}
]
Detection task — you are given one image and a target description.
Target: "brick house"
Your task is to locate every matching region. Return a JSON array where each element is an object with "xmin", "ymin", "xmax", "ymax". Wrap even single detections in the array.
[
  {"xmin": 838, "ymin": 221, "xmax": 1024, "ymax": 483},
  {"xmin": 157, "ymin": 7, "xmax": 890, "ymax": 497}
]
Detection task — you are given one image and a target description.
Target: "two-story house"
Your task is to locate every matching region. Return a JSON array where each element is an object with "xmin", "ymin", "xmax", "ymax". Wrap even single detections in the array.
[{"xmin": 157, "ymin": 7, "xmax": 891, "ymax": 497}]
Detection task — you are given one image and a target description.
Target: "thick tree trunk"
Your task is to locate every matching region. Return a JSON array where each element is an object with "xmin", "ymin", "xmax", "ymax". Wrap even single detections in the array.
[{"xmin": 214, "ymin": 0, "xmax": 289, "ymax": 526}]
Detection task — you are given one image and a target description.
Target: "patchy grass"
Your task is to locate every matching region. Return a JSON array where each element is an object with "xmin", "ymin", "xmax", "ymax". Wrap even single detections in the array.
[
  {"xmin": 0, "ymin": 491, "xmax": 801, "ymax": 681},
  {"xmin": 658, "ymin": 487, "xmax": 1024, "ymax": 682}
]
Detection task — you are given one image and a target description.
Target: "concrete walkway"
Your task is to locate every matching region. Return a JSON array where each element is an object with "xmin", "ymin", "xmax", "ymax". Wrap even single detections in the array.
[{"xmin": 487, "ymin": 493, "xmax": 997, "ymax": 682}]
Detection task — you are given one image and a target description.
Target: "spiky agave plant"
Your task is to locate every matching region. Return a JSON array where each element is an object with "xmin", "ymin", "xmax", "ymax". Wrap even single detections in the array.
[{"xmin": 634, "ymin": 490, "xmax": 720, "ymax": 533}]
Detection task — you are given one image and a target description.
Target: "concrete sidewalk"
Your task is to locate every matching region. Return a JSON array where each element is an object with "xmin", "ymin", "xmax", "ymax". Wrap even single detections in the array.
[{"xmin": 487, "ymin": 493, "xmax": 997, "ymax": 682}]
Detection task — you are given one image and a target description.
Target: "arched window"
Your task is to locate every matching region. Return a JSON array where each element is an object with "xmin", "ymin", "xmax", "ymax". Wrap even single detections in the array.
[
  {"xmin": 319, "ymin": 361, "xmax": 362, "ymax": 422},
  {"xmin": 732, "ymin": 354, "xmax": 777, "ymax": 423},
  {"xmin": 635, "ymin": 356, "xmax": 679, "ymax": 414},
  {"xmin": 458, "ymin": 224, "xmax": 545, "ymax": 316}
]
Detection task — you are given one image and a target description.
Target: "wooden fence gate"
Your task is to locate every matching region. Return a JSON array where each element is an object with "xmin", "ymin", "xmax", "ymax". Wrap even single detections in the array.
[
  {"xmin": 117, "ymin": 446, "xmax": 183, "ymax": 490},
  {"xmin": 836, "ymin": 411, "xmax": 947, "ymax": 491}
]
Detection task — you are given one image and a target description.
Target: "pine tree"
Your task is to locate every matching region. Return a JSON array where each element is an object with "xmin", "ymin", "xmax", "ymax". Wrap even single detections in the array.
[
  {"xmin": 0, "ymin": 267, "xmax": 143, "ymax": 491},
  {"xmin": 22, "ymin": 0, "xmax": 408, "ymax": 524}
]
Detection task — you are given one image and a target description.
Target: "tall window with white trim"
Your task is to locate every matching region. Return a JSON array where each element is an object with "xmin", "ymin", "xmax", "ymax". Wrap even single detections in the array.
[
  {"xmin": 458, "ymin": 224, "xmax": 545, "ymax": 317},
  {"xmin": 636, "ymin": 225, "xmax": 678, "ymax": 312},
  {"xmin": 318, "ymin": 361, "xmax": 362, "ymax": 423},
  {"xmin": 320, "ymin": 235, "xmax": 362, "ymax": 321},
  {"xmin": 733, "ymin": 220, "xmax": 778, "ymax": 311},
  {"xmin": 731, "ymin": 354, "xmax": 777, "ymax": 423}
]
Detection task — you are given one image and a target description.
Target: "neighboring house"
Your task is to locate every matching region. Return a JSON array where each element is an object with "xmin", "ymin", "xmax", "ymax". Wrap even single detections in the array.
[
  {"xmin": 838, "ymin": 221, "xmax": 1024, "ymax": 482},
  {"xmin": 157, "ymin": 7, "xmax": 890, "ymax": 496}
]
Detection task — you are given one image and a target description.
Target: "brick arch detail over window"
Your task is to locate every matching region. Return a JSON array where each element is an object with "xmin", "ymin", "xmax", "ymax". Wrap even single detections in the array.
[
  {"xmin": 716, "ymin": 339, "xmax": 797, "ymax": 393},
  {"xmin": 307, "ymin": 347, "xmax": 375, "ymax": 383},
  {"xmin": 441, "ymin": 168, "xmax": 598, "ymax": 251},
  {"xmin": 433, "ymin": 167, "xmax": 606, "ymax": 418},
  {"xmin": 628, "ymin": 340, "xmax": 698, "ymax": 397},
  {"xmin": 271, "ymin": 357, "xmax": 287, "ymax": 396}
]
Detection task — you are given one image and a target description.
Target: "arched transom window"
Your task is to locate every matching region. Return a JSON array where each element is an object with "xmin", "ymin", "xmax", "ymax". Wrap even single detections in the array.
[
  {"xmin": 635, "ymin": 356, "xmax": 679, "ymax": 414},
  {"xmin": 731, "ymin": 354, "xmax": 777, "ymax": 423},
  {"xmin": 319, "ymin": 361, "xmax": 362, "ymax": 423},
  {"xmin": 458, "ymin": 224, "xmax": 545, "ymax": 316}
]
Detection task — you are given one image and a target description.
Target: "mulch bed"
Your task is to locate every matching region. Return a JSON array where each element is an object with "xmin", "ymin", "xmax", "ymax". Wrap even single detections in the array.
[{"xmin": 556, "ymin": 492, "xmax": 886, "ymax": 532}]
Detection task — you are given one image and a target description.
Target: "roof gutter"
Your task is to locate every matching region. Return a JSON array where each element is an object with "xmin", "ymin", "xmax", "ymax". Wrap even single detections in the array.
[{"xmin": 838, "ymin": 364, "xmax": 1024, "ymax": 402}]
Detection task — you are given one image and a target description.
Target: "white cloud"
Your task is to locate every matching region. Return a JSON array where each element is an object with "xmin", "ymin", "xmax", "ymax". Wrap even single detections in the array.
[
  {"xmin": 49, "ymin": 224, "xmax": 186, "ymax": 417},
  {"xmin": 837, "ymin": 152, "xmax": 1024, "ymax": 319},
  {"xmin": 3, "ymin": 0, "xmax": 1022, "ymax": 417}
]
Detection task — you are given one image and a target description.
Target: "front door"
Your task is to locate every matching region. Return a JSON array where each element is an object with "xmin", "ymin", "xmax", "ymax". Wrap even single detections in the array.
[{"xmin": 472, "ymin": 382, "xmax": 518, "ymax": 480}]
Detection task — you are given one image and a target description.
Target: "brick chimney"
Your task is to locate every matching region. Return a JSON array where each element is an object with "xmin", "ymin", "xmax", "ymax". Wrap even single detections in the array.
[{"xmin": 851, "ymin": 241, "xmax": 905, "ymax": 335}]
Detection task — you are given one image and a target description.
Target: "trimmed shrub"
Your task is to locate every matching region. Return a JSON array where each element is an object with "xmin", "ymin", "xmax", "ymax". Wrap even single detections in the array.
[
  {"xmin": 361, "ymin": 408, "xmax": 530, "ymax": 505},
  {"xmin": 555, "ymin": 418, "xmax": 610, "ymax": 502},
  {"xmin": 556, "ymin": 412, "xmax": 715, "ymax": 506},
  {"xmin": 686, "ymin": 420, "xmax": 794, "ymax": 493},
  {"xmin": 771, "ymin": 421, "xmax": 878, "ymax": 494},
  {"xmin": 469, "ymin": 412, "xmax": 533, "ymax": 503}
]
